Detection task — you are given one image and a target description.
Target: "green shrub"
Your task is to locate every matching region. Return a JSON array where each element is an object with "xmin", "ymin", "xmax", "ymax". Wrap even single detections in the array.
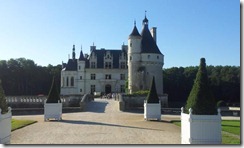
[
  {"xmin": 0, "ymin": 80, "xmax": 8, "ymax": 114},
  {"xmin": 46, "ymin": 77, "xmax": 61, "ymax": 103},
  {"xmin": 185, "ymin": 58, "xmax": 217, "ymax": 115},
  {"xmin": 146, "ymin": 76, "xmax": 159, "ymax": 103}
]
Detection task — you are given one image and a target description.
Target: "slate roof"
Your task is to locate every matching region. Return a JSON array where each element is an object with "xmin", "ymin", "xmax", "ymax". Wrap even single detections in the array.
[
  {"xmin": 63, "ymin": 48, "xmax": 127, "ymax": 70},
  {"xmin": 141, "ymin": 24, "xmax": 162, "ymax": 54},
  {"xmin": 90, "ymin": 49, "xmax": 126, "ymax": 68},
  {"xmin": 64, "ymin": 59, "xmax": 77, "ymax": 71},
  {"xmin": 129, "ymin": 26, "xmax": 141, "ymax": 37},
  {"xmin": 79, "ymin": 50, "xmax": 86, "ymax": 61}
]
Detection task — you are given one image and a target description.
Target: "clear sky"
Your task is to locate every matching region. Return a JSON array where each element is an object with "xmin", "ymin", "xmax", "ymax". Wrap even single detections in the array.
[{"xmin": 0, "ymin": 0, "xmax": 240, "ymax": 68}]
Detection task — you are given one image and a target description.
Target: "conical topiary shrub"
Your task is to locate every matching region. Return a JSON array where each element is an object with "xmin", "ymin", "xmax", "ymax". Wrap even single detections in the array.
[
  {"xmin": 185, "ymin": 58, "xmax": 217, "ymax": 115},
  {"xmin": 46, "ymin": 77, "xmax": 61, "ymax": 103},
  {"xmin": 146, "ymin": 76, "xmax": 159, "ymax": 103},
  {"xmin": 0, "ymin": 80, "xmax": 8, "ymax": 114}
]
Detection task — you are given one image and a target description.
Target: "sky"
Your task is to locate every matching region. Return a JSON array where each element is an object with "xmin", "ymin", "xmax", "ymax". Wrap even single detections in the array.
[{"xmin": 0, "ymin": 0, "xmax": 240, "ymax": 68}]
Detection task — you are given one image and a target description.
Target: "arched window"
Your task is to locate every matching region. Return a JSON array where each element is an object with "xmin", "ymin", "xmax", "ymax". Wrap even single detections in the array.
[
  {"xmin": 66, "ymin": 77, "xmax": 69, "ymax": 87},
  {"xmin": 71, "ymin": 77, "xmax": 74, "ymax": 87}
]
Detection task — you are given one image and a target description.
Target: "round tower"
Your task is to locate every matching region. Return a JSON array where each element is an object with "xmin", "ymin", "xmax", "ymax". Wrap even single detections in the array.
[{"xmin": 128, "ymin": 22, "xmax": 142, "ymax": 94}]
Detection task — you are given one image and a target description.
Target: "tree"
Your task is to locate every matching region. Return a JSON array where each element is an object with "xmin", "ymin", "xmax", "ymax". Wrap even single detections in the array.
[
  {"xmin": 0, "ymin": 80, "xmax": 8, "ymax": 114},
  {"xmin": 46, "ymin": 77, "xmax": 61, "ymax": 103},
  {"xmin": 146, "ymin": 76, "xmax": 159, "ymax": 103},
  {"xmin": 185, "ymin": 58, "xmax": 217, "ymax": 115}
]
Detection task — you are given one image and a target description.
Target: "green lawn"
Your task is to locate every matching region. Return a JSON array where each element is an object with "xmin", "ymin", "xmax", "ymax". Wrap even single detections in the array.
[
  {"xmin": 171, "ymin": 120, "xmax": 240, "ymax": 144},
  {"xmin": 11, "ymin": 119, "xmax": 37, "ymax": 131}
]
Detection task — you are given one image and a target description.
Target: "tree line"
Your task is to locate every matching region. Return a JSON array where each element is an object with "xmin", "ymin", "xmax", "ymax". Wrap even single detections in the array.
[
  {"xmin": 0, "ymin": 58, "xmax": 61, "ymax": 96},
  {"xmin": 0, "ymin": 58, "xmax": 240, "ymax": 107},
  {"xmin": 163, "ymin": 65, "xmax": 240, "ymax": 107}
]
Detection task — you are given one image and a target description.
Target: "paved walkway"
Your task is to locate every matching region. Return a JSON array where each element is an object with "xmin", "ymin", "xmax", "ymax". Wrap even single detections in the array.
[{"xmin": 10, "ymin": 99, "xmax": 182, "ymax": 144}]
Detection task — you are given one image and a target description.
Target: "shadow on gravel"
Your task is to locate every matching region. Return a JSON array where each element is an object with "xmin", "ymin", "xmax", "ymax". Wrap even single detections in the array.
[
  {"xmin": 85, "ymin": 101, "xmax": 108, "ymax": 113},
  {"xmin": 60, "ymin": 119, "xmax": 165, "ymax": 132}
]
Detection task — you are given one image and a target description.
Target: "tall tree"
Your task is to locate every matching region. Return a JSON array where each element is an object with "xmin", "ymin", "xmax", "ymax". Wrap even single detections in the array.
[{"xmin": 185, "ymin": 58, "xmax": 217, "ymax": 115}]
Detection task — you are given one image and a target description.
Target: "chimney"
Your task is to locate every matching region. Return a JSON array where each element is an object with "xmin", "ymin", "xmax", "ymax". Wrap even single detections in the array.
[{"xmin": 150, "ymin": 27, "xmax": 157, "ymax": 43}]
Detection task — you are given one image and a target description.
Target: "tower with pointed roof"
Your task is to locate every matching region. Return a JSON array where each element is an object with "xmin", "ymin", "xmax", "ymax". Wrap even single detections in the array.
[{"xmin": 128, "ymin": 14, "xmax": 164, "ymax": 95}]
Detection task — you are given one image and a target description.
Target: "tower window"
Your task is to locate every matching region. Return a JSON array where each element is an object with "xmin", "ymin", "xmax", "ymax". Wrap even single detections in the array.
[
  {"xmin": 148, "ymin": 55, "xmax": 150, "ymax": 59},
  {"xmin": 130, "ymin": 42, "xmax": 132, "ymax": 47},
  {"xmin": 130, "ymin": 56, "xmax": 132, "ymax": 61},
  {"xmin": 157, "ymin": 56, "xmax": 159, "ymax": 59}
]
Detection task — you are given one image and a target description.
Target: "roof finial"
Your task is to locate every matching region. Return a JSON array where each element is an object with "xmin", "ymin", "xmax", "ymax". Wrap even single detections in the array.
[
  {"xmin": 81, "ymin": 44, "xmax": 82, "ymax": 50},
  {"xmin": 134, "ymin": 20, "xmax": 136, "ymax": 26},
  {"xmin": 145, "ymin": 10, "xmax": 147, "ymax": 17}
]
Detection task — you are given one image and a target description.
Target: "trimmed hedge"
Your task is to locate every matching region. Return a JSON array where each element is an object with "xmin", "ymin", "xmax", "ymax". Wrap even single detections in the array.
[
  {"xmin": 185, "ymin": 58, "xmax": 217, "ymax": 115},
  {"xmin": 46, "ymin": 77, "xmax": 61, "ymax": 103},
  {"xmin": 0, "ymin": 79, "xmax": 8, "ymax": 114},
  {"xmin": 146, "ymin": 76, "xmax": 159, "ymax": 103}
]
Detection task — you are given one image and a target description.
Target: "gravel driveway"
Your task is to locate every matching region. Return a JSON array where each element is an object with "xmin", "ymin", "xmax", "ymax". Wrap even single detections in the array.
[{"xmin": 10, "ymin": 99, "xmax": 181, "ymax": 144}]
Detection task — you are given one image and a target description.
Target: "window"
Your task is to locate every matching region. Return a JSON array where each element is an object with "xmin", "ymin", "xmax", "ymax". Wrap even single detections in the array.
[
  {"xmin": 148, "ymin": 55, "xmax": 150, "ymax": 59},
  {"xmin": 80, "ymin": 89, "xmax": 82, "ymax": 92},
  {"xmin": 120, "ymin": 62, "xmax": 126, "ymax": 69},
  {"xmin": 71, "ymin": 77, "xmax": 74, "ymax": 87},
  {"xmin": 91, "ymin": 62, "xmax": 96, "ymax": 68},
  {"xmin": 79, "ymin": 66, "xmax": 81, "ymax": 70},
  {"xmin": 130, "ymin": 56, "xmax": 132, "ymax": 61},
  {"xmin": 91, "ymin": 85, "xmax": 96, "ymax": 94},
  {"xmin": 120, "ymin": 85, "xmax": 125, "ymax": 93},
  {"xmin": 105, "ymin": 74, "xmax": 111, "ymax": 79},
  {"xmin": 130, "ymin": 42, "xmax": 132, "ymax": 47},
  {"xmin": 91, "ymin": 74, "xmax": 96, "ymax": 80},
  {"xmin": 66, "ymin": 77, "xmax": 69, "ymax": 87},
  {"xmin": 120, "ymin": 74, "xmax": 125, "ymax": 80},
  {"xmin": 157, "ymin": 56, "xmax": 159, "ymax": 59},
  {"xmin": 80, "ymin": 76, "xmax": 82, "ymax": 80},
  {"xmin": 105, "ymin": 62, "xmax": 112, "ymax": 69}
]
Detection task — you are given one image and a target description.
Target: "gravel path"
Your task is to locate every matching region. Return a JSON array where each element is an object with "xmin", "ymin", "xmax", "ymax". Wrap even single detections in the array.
[{"xmin": 10, "ymin": 99, "xmax": 181, "ymax": 144}]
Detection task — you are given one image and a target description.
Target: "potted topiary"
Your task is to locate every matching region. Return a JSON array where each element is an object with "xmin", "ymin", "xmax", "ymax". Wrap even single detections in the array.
[
  {"xmin": 144, "ymin": 76, "xmax": 161, "ymax": 121},
  {"xmin": 0, "ymin": 80, "xmax": 12, "ymax": 144},
  {"xmin": 181, "ymin": 58, "xmax": 221, "ymax": 144},
  {"xmin": 44, "ymin": 77, "xmax": 62, "ymax": 121}
]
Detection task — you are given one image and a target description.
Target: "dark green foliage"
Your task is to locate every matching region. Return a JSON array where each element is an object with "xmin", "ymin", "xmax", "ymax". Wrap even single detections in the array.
[
  {"xmin": 0, "ymin": 58, "xmax": 61, "ymax": 96},
  {"xmin": 163, "ymin": 65, "xmax": 240, "ymax": 106},
  {"xmin": 146, "ymin": 76, "xmax": 159, "ymax": 103},
  {"xmin": 46, "ymin": 77, "xmax": 61, "ymax": 103},
  {"xmin": 0, "ymin": 80, "xmax": 8, "ymax": 114},
  {"xmin": 217, "ymin": 100, "xmax": 227, "ymax": 107},
  {"xmin": 185, "ymin": 58, "xmax": 217, "ymax": 115}
]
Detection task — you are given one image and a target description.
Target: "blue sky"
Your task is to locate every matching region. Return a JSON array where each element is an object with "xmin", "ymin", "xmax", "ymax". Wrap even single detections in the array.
[{"xmin": 0, "ymin": 0, "xmax": 240, "ymax": 68}]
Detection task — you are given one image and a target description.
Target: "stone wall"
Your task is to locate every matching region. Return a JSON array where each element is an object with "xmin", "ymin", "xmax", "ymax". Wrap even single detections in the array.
[{"xmin": 117, "ymin": 94, "xmax": 168, "ymax": 111}]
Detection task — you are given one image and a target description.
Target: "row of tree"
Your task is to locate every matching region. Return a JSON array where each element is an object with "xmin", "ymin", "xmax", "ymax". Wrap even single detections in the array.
[
  {"xmin": 163, "ymin": 65, "xmax": 240, "ymax": 107},
  {"xmin": 0, "ymin": 58, "xmax": 61, "ymax": 96},
  {"xmin": 0, "ymin": 58, "xmax": 240, "ymax": 106}
]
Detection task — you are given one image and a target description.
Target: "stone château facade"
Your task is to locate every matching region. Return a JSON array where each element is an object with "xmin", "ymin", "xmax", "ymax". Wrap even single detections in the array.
[{"xmin": 60, "ymin": 15, "xmax": 164, "ymax": 96}]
